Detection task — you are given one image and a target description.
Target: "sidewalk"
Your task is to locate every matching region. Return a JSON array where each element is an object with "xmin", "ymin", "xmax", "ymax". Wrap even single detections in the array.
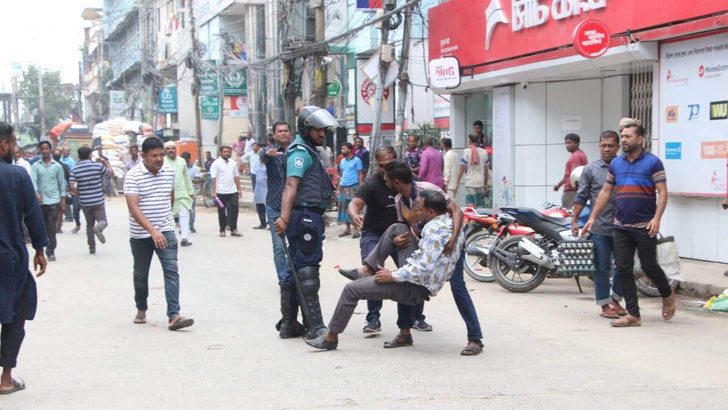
[{"xmin": 679, "ymin": 258, "xmax": 728, "ymax": 299}]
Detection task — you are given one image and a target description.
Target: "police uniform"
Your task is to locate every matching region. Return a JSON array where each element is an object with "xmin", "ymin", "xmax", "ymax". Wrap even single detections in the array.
[{"xmin": 281, "ymin": 127, "xmax": 335, "ymax": 339}]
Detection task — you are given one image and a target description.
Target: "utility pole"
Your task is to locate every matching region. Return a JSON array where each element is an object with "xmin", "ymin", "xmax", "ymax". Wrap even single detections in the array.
[
  {"xmin": 368, "ymin": 0, "xmax": 395, "ymax": 174},
  {"xmin": 283, "ymin": 59, "xmax": 297, "ymax": 126},
  {"xmin": 38, "ymin": 66, "xmax": 46, "ymax": 136},
  {"xmin": 139, "ymin": 0, "xmax": 149, "ymax": 123},
  {"xmin": 311, "ymin": 0, "xmax": 327, "ymax": 108},
  {"xmin": 189, "ymin": 0, "xmax": 205, "ymax": 169},
  {"xmin": 395, "ymin": 5, "xmax": 413, "ymax": 158},
  {"xmin": 217, "ymin": 69, "xmax": 225, "ymax": 154}
]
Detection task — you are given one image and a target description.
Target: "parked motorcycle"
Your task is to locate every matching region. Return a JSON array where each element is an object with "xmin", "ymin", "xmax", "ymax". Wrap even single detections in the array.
[
  {"xmin": 489, "ymin": 206, "xmax": 678, "ymax": 296},
  {"xmin": 463, "ymin": 207, "xmax": 533, "ymax": 282}
]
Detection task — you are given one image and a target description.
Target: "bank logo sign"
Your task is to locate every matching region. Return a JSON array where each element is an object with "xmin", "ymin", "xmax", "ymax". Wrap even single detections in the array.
[
  {"xmin": 665, "ymin": 106, "xmax": 678, "ymax": 123},
  {"xmin": 687, "ymin": 104, "xmax": 700, "ymax": 121},
  {"xmin": 710, "ymin": 101, "xmax": 727, "ymax": 120},
  {"xmin": 665, "ymin": 142, "xmax": 682, "ymax": 160},
  {"xmin": 485, "ymin": 0, "xmax": 508, "ymax": 50},
  {"xmin": 700, "ymin": 63, "xmax": 728, "ymax": 79}
]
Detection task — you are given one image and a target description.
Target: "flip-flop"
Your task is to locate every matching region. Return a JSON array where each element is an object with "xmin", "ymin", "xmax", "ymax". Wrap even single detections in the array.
[
  {"xmin": 600, "ymin": 311, "xmax": 619, "ymax": 319},
  {"xmin": 338, "ymin": 231, "xmax": 351, "ymax": 238},
  {"xmin": 460, "ymin": 341, "xmax": 484, "ymax": 356},
  {"xmin": 168, "ymin": 316, "xmax": 194, "ymax": 331},
  {"xmin": 134, "ymin": 313, "xmax": 146, "ymax": 324},
  {"xmin": 662, "ymin": 292, "xmax": 676, "ymax": 321},
  {"xmin": 383, "ymin": 333, "xmax": 413, "ymax": 348},
  {"xmin": 0, "ymin": 378, "xmax": 25, "ymax": 395}
]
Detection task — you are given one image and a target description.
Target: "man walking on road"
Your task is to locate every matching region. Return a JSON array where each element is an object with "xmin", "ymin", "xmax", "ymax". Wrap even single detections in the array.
[
  {"xmin": 0, "ymin": 122, "xmax": 48, "ymax": 394},
  {"xmin": 353, "ymin": 136, "xmax": 369, "ymax": 174},
  {"xmin": 442, "ymin": 138, "xmax": 459, "ymax": 199},
  {"xmin": 457, "ymin": 133, "xmax": 490, "ymax": 207},
  {"xmin": 554, "ymin": 133, "xmax": 588, "ymax": 209},
  {"xmin": 69, "ymin": 146, "xmax": 114, "ymax": 254},
  {"xmin": 337, "ymin": 142, "xmax": 363, "ymax": 238},
  {"xmin": 404, "ymin": 135, "xmax": 422, "ymax": 177},
  {"xmin": 60, "ymin": 147, "xmax": 77, "ymax": 224},
  {"xmin": 261, "ymin": 121, "xmax": 306, "ymax": 338},
  {"xmin": 583, "ymin": 123, "xmax": 675, "ymax": 327},
  {"xmin": 164, "ymin": 142, "xmax": 195, "ymax": 247},
  {"xmin": 181, "ymin": 152, "xmax": 201, "ymax": 234},
  {"xmin": 307, "ymin": 191, "xmax": 464, "ymax": 351},
  {"xmin": 418, "ymin": 137, "xmax": 444, "ymax": 188},
  {"xmin": 210, "ymin": 146, "xmax": 243, "ymax": 238},
  {"xmin": 31, "ymin": 141, "xmax": 66, "ymax": 262},
  {"xmin": 123, "ymin": 137, "xmax": 194, "ymax": 331},
  {"xmin": 126, "ymin": 145, "xmax": 141, "ymax": 171},
  {"xmin": 572, "ymin": 131, "xmax": 627, "ymax": 319},
  {"xmin": 273, "ymin": 106, "xmax": 337, "ymax": 341}
]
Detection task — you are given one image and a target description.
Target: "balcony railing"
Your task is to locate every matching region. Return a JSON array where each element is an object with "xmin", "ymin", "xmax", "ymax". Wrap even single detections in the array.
[
  {"xmin": 110, "ymin": 31, "xmax": 141, "ymax": 80},
  {"xmin": 104, "ymin": 0, "xmax": 137, "ymax": 39}
]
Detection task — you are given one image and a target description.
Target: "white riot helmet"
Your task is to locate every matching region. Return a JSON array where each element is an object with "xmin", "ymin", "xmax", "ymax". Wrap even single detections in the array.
[
  {"xmin": 570, "ymin": 165, "xmax": 584, "ymax": 188},
  {"xmin": 297, "ymin": 106, "xmax": 338, "ymax": 138}
]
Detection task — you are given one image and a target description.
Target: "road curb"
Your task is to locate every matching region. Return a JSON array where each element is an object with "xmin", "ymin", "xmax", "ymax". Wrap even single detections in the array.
[{"xmin": 677, "ymin": 280, "xmax": 727, "ymax": 299}]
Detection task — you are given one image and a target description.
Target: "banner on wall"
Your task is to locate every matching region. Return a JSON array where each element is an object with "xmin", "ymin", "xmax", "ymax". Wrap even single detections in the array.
[
  {"xmin": 659, "ymin": 32, "xmax": 728, "ymax": 197},
  {"xmin": 355, "ymin": 58, "xmax": 395, "ymax": 135}
]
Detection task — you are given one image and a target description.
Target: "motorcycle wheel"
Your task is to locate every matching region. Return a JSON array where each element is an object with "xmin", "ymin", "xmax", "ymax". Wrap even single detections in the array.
[
  {"xmin": 636, "ymin": 276, "xmax": 679, "ymax": 297},
  {"xmin": 490, "ymin": 235, "xmax": 547, "ymax": 293},
  {"xmin": 464, "ymin": 232, "xmax": 497, "ymax": 282}
]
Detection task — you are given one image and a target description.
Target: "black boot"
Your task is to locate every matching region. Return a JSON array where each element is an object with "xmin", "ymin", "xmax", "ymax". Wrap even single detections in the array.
[
  {"xmin": 278, "ymin": 283, "xmax": 305, "ymax": 339},
  {"xmin": 295, "ymin": 266, "xmax": 328, "ymax": 340}
]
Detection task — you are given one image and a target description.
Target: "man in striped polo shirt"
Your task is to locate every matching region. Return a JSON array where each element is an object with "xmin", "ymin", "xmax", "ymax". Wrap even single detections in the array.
[
  {"xmin": 123, "ymin": 137, "xmax": 194, "ymax": 331},
  {"xmin": 584, "ymin": 123, "xmax": 675, "ymax": 327},
  {"xmin": 69, "ymin": 146, "xmax": 114, "ymax": 254}
]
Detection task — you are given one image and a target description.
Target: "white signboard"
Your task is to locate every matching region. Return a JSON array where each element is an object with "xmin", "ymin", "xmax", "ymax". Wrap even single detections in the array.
[
  {"xmin": 109, "ymin": 90, "xmax": 126, "ymax": 119},
  {"xmin": 429, "ymin": 56, "xmax": 461, "ymax": 89},
  {"xmin": 659, "ymin": 32, "xmax": 728, "ymax": 197},
  {"xmin": 356, "ymin": 58, "xmax": 395, "ymax": 135}
]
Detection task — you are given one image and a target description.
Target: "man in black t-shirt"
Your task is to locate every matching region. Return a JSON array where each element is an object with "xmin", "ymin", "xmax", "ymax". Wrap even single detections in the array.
[{"xmin": 347, "ymin": 146, "xmax": 420, "ymax": 334}]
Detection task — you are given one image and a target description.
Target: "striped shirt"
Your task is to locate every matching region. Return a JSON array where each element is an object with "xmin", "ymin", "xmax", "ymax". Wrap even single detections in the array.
[
  {"xmin": 70, "ymin": 160, "xmax": 109, "ymax": 207},
  {"xmin": 123, "ymin": 163, "xmax": 176, "ymax": 239},
  {"xmin": 605, "ymin": 150, "xmax": 666, "ymax": 230}
]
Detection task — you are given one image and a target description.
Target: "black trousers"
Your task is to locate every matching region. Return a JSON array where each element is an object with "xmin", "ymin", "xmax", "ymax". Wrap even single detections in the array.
[
  {"xmin": 0, "ymin": 319, "xmax": 26, "ymax": 369},
  {"xmin": 217, "ymin": 193, "xmax": 239, "ymax": 232},
  {"xmin": 41, "ymin": 204, "xmax": 60, "ymax": 253},
  {"xmin": 613, "ymin": 228, "xmax": 672, "ymax": 317},
  {"xmin": 255, "ymin": 204, "xmax": 266, "ymax": 227}
]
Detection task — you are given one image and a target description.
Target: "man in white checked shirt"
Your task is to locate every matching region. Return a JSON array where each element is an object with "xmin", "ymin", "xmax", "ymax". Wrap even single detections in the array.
[{"xmin": 123, "ymin": 137, "xmax": 194, "ymax": 331}]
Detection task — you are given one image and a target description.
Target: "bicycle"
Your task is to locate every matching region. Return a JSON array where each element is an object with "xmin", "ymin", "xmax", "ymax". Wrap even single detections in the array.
[{"xmin": 199, "ymin": 173, "xmax": 215, "ymax": 208}]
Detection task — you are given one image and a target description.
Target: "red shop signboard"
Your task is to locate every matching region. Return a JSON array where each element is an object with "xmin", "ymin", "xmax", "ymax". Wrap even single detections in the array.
[{"xmin": 428, "ymin": 0, "xmax": 728, "ymax": 68}]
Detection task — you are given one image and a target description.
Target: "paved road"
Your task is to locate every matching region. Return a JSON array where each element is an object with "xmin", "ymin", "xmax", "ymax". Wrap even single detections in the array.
[{"xmin": 5, "ymin": 198, "xmax": 727, "ymax": 410}]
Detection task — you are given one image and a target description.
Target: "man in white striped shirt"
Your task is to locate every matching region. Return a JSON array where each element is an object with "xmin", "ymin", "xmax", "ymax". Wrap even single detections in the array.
[
  {"xmin": 69, "ymin": 146, "xmax": 113, "ymax": 254},
  {"xmin": 123, "ymin": 137, "xmax": 194, "ymax": 331}
]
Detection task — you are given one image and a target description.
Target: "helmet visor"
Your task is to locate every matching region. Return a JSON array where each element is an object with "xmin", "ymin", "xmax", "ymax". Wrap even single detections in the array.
[{"xmin": 304, "ymin": 109, "xmax": 338, "ymax": 130}]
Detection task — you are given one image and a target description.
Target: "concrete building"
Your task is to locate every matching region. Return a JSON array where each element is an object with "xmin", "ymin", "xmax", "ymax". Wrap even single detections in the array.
[{"xmin": 81, "ymin": 7, "xmax": 108, "ymax": 125}]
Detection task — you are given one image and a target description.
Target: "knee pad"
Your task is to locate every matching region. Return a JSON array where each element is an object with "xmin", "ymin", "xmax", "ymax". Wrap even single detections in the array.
[{"xmin": 296, "ymin": 266, "xmax": 320, "ymax": 296}]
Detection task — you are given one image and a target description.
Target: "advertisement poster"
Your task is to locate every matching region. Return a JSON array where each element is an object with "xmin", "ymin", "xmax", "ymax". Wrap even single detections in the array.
[
  {"xmin": 109, "ymin": 90, "xmax": 126, "ymax": 119},
  {"xmin": 659, "ymin": 32, "xmax": 728, "ymax": 196},
  {"xmin": 355, "ymin": 58, "xmax": 395, "ymax": 136}
]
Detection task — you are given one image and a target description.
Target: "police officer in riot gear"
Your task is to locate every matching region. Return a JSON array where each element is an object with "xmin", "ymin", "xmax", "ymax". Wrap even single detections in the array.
[{"xmin": 274, "ymin": 106, "xmax": 337, "ymax": 340}]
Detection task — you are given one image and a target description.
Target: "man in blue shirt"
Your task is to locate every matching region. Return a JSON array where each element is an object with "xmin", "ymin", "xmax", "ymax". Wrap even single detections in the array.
[
  {"xmin": 337, "ymin": 142, "xmax": 363, "ymax": 238},
  {"xmin": 584, "ymin": 122, "xmax": 675, "ymax": 327},
  {"xmin": 0, "ymin": 122, "xmax": 49, "ymax": 394}
]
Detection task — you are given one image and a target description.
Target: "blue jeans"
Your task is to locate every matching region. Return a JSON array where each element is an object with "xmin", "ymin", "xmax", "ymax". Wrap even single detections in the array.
[
  {"xmin": 130, "ymin": 231, "xmax": 181, "ymax": 319},
  {"xmin": 450, "ymin": 249, "xmax": 483, "ymax": 342},
  {"xmin": 590, "ymin": 233, "xmax": 622, "ymax": 306},
  {"xmin": 267, "ymin": 207, "xmax": 288, "ymax": 282},
  {"xmin": 359, "ymin": 230, "xmax": 422, "ymax": 328}
]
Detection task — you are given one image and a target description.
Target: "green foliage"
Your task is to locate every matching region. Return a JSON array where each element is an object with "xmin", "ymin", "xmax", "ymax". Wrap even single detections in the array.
[
  {"xmin": 18, "ymin": 65, "xmax": 75, "ymax": 128},
  {"xmin": 405, "ymin": 122, "xmax": 442, "ymax": 146}
]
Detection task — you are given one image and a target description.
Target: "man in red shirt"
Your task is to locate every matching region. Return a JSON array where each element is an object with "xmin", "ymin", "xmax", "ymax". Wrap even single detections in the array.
[{"xmin": 554, "ymin": 133, "xmax": 588, "ymax": 209}]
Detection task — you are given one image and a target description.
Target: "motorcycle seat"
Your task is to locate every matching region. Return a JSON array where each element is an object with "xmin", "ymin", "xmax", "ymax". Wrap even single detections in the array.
[
  {"xmin": 475, "ymin": 208, "xmax": 498, "ymax": 217},
  {"xmin": 546, "ymin": 216, "xmax": 572, "ymax": 227}
]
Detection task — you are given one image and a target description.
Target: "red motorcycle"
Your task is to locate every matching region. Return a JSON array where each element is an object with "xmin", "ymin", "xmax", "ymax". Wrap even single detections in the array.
[{"xmin": 463, "ymin": 207, "xmax": 533, "ymax": 282}]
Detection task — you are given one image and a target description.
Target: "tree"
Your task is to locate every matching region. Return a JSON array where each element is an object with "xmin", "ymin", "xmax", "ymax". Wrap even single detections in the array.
[{"xmin": 18, "ymin": 65, "xmax": 75, "ymax": 129}]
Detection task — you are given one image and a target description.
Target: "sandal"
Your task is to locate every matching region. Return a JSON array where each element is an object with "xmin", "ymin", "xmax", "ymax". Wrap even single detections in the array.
[
  {"xmin": 0, "ymin": 378, "xmax": 25, "ymax": 395},
  {"xmin": 460, "ymin": 341, "xmax": 484, "ymax": 356},
  {"xmin": 168, "ymin": 315, "xmax": 194, "ymax": 331},
  {"xmin": 662, "ymin": 291, "xmax": 676, "ymax": 321},
  {"xmin": 383, "ymin": 333, "xmax": 413, "ymax": 349},
  {"xmin": 599, "ymin": 307, "xmax": 619, "ymax": 319},
  {"xmin": 219, "ymin": 232, "xmax": 226, "ymax": 237},
  {"xmin": 610, "ymin": 315, "xmax": 641, "ymax": 327},
  {"xmin": 230, "ymin": 231, "xmax": 243, "ymax": 237},
  {"xmin": 338, "ymin": 231, "xmax": 351, "ymax": 238},
  {"xmin": 134, "ymin": 312, "xmax": 146, "ymax": 324}
]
